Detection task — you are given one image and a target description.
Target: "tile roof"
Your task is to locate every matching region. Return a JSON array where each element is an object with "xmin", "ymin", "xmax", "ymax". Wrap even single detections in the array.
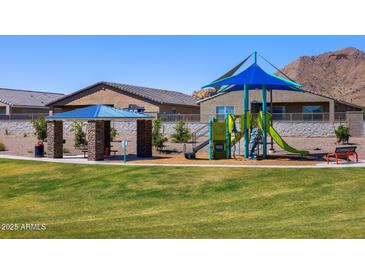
[
  {"xmin": 0, "ymin": 87, "xmax": 64, "ymax": 107},
  {"xmin": 47, "ymin": 81, "xmax": 198, "ymax": 106}
]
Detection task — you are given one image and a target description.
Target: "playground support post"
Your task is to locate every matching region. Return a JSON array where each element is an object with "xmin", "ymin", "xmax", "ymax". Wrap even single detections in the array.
[
  {"xmin": 262, "ymin": 85, "xmax": 267, "ymax": 159},
  {"xmin": 225, "ymin": 114, "xmax": 230, "ymax": 159},
  {"xmin": 123, "ymin": 140, "xmax": 128, "ymax": 162},
  {"xmin": 270, "ymin": 89, "xmax": 274, "ymax": 151},
  {"xmin": 243, "ymin": 84, "xmax": 249, "ymax": 158},
  {"xmin": 208, "ymin": 117, "xmax": 213, "ymax": 160}
]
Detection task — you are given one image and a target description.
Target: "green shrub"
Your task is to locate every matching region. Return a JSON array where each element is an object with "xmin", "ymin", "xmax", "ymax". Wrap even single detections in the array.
[
  {"xmin": 171, "ymin": 120, "xmax": 191, "ymax": 143},
  {"xmin": 111, "ymin": 127, "xmax": 118, "ymax": 141},
  {"xmin": 70, "ymin": 122, "xmax": 88, "ymax": 148},
  {"xmin": 152, "ymin": 119, "xmax": 167, "ymax": 151},
  {"xmin": 335, "ymin": 125, "xmax": 351, "ymax": 144},
  {"xmin": 158, "ymin": 115, "xmax": 168, "ymax": 122},
  {"xmin": 32, "ymin": 115, "xmax": 47, "ymax": 141},
  {"xmin": 63, "ymin": 147, "xmax": 70, "ymax": 153},
  {"xmin": 0, "ymin": 142, "xmax": 5, "ymax": 151}
]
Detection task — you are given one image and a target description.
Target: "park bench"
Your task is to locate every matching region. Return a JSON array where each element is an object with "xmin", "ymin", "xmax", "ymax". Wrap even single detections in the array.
[{"xmin": 326, "ymin": 146, "xmax": 358, "ymax": 164}]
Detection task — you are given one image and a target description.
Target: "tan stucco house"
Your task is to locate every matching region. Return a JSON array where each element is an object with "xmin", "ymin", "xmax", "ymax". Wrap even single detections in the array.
[
  {"xmin": 198, "ymin": 89, "xmax": 363, "ymax": 122},
  {"xmin": 47, "ymin": 82, "xmax": 199, "ymax": 115}
]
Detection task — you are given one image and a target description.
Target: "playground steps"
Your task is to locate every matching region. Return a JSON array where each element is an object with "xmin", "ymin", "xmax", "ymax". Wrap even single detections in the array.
[{"xmin": 191, "ymin": 124, "xmax": 209, "ymax": 138}]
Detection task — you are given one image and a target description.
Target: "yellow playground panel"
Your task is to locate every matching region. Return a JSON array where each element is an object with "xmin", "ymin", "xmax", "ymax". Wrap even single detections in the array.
[
  {"xmin": 209, "ymin": 113, "xmax": 249, "ymax": 159},
  {"xmin": 212, "ymin": 121, "xmax": 226, "ymax": 140}
]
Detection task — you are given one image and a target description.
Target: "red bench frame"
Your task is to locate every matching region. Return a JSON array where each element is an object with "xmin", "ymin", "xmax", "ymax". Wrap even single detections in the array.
[{"xmin": 326, "ymin": 146, "xmax": 358, "ymax": 164}]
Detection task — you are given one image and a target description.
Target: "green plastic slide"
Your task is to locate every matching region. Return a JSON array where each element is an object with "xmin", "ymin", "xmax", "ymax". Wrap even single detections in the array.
[{"xmin": 258, "ymin": 112, "xmax": 308, "ymax": 156}]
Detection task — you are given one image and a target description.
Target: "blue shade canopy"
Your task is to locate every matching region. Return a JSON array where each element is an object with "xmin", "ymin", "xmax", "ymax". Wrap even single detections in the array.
[
  {"xmin": 47, "ymin": 104, "xmax": 153, "ymax": 120},
  {"xmin": 203, "ymin": 63, "xmax": 303, "ymax": 92}
]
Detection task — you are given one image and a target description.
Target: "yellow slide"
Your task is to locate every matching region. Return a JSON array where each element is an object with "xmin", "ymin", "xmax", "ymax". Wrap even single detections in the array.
[
  {"xmin": 231, "ymin": 131, "xmax": 243, "ymax": 146},
  {"xmin": 258, "ymin": 112, "xmax": 308, "ymax": 156},
  {"xmin": 228, "ymin": 113, "xmax": 251, "ymax": 147}
]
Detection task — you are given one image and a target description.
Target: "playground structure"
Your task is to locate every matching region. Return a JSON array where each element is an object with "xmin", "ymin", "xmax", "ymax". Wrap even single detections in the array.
[
  {"xmin": 185, "ymin": 51, "xmax": 309, "ymax": 160},
  {"xmin": 185, "ymin": 111, "xmax": 308, "ymax": 160}
]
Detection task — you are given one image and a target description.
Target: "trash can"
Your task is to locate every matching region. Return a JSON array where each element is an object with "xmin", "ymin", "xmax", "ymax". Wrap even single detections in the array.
[{"xmin": 34, "ymin": 144, "xmax": 44, "ymax": 157}]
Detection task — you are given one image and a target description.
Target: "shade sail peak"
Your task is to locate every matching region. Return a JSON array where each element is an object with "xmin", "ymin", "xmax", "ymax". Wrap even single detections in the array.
[{"xmin": 203, "ymin": 63, "xmax": 303, "ymax": 92}]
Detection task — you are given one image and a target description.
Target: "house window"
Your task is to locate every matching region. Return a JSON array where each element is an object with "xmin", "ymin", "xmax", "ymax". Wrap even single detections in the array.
[
  {"xmin": 303, "ymin": 105, "xmax": 324, "ymax": 121},
  {"xmin": 272, "ymin": 106, "xmax": 286, "ymax": 113},
  {"xmin": 0, "ymin": 107, "xmax": 6, "ymax": 115},
  {"xmin": 225, "ymin": 106, "xmax": 234, "ymax": 114},
  {"xmin": 216, "ymin": 106, "xmax": 225, "ymax": 121},
  {"xmin": 216, "ymin": 106, "xmax": 225, "ymax": 114},
  {"xmin": 303, "ymin": 105, "xmax": 324, "ymax": 113},
  {"xmin": 270, "ymin": 105, "xmax": 286, "ymax": 120},
  {"xmin": 216, "ymin": 105, "xmax": 235, "ymax": 120}
]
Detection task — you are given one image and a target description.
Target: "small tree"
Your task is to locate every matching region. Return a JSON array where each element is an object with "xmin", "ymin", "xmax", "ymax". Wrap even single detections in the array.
[
  {"xmin": 111, "ymin": 127, "xmax": 119, "ymax": 141},
  {"xmin": 32, "ymin": 115, "xmax": 47, "ymax": 141},
  {"xmin": 152, "ymin": 119, "xmax": 167, "ymax": 151},
  {"xmin": 70, "ymin": 122, "xmax": 87, "ymax": 148},
  {"xmin": 335, "ymin": 125, "xmax": 351, "ymax": 144},
  {"xmin": 171, "ymin": 120, "xmax": 191, "ymax": 143}
]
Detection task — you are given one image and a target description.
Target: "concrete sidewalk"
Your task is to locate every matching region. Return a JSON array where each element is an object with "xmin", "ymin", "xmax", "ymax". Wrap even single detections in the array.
[{"xmin": 1, "ymin": 154, "xmax": 365, "ymax": 169}]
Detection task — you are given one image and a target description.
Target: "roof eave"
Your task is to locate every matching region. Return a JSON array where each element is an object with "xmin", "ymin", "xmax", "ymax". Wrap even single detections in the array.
[
  {"xmin": 46, "ymin": 81, "xmax": 106, "ymax": 106},
  {"xmin": 159, "ymin": 101, "xmax": 199, "ymax": 107},
  {"xmin": 10, "ymin": 104, "xmax": 49, "ymax": 108},
  {"xmin": 196, "ymin": 93, "xmax": 224, "ymax": 104},
  {"xmin": 47, "ymin": 81, "xmax": 198, "ymax": 107},
  {"xmin": 301, "ymin": 88, "xmax": 364, "ymax": 109}
]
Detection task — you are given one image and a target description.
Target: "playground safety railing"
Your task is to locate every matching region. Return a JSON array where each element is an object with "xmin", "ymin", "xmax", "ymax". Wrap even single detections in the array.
[
  {"xmin": 190, "ymin": 124, "xmax": 209, "ymax": 148},
  {"xmin": 334, "ymin": 112, "xmax": 347, "ymax": 122},
  {"xmin": 215, "ymin": 112, "xmax": 348, "ymax": 123},
  {"xmin": 272, "ymin": 112, "xmax": 330, "ymax": 121}
]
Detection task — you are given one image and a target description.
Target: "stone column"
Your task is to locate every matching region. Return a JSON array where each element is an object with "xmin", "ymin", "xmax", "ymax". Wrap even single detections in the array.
[
  {"xmin": 329, "ymin": 100, "xmax": 335, "ymax": 123},
  {"xmin": 346, "ymin": 111, "xmax": 364, "ymax": 137},
  {"xmin": 87, "ymin": 120, "xmax": 105, "ymax": 161},
  {"xmin": 137, "ymin": 120, "xmax": 152, "ymax": 157},
  {"xmin": 104, "ymin": 121, "xmax": 111, "ymax": 156},
  {"xmin": 47, "ymin": 120, "xmax": 63, "ymax": 158}
]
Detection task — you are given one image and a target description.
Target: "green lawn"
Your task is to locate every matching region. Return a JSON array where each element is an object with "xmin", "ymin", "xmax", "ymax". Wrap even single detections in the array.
[{"xmin": 0, "ymin": 159, "xmax": 364, "ymax": 238}]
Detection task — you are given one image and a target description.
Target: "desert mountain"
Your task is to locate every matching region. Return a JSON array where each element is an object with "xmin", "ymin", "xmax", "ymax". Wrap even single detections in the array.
[
  {"xmin": 193, "ymin": 47, "xmax": 365, "ymax": 107},
  {"xmin": 280, "ymin": 47, "xmax": 365, "ymax": 107},
  {"xmin": 192, "ymin": 87, "xmax": 216, "ymax": 100}
]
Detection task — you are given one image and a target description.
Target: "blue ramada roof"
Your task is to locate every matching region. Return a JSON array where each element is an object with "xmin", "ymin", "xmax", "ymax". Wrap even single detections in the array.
[
  {"xmin": 203, "ymin": 63, "xmax": 303, "ymax": 92},
  {"xmin": 47, "ymin": 104, "xmax": 153, "ymax": 120}
]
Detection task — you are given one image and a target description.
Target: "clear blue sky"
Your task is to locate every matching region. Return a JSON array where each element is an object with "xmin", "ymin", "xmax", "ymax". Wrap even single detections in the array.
[{"xmin": 0, "ymin": 36, "xmax": 364, "ymax": 95}]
